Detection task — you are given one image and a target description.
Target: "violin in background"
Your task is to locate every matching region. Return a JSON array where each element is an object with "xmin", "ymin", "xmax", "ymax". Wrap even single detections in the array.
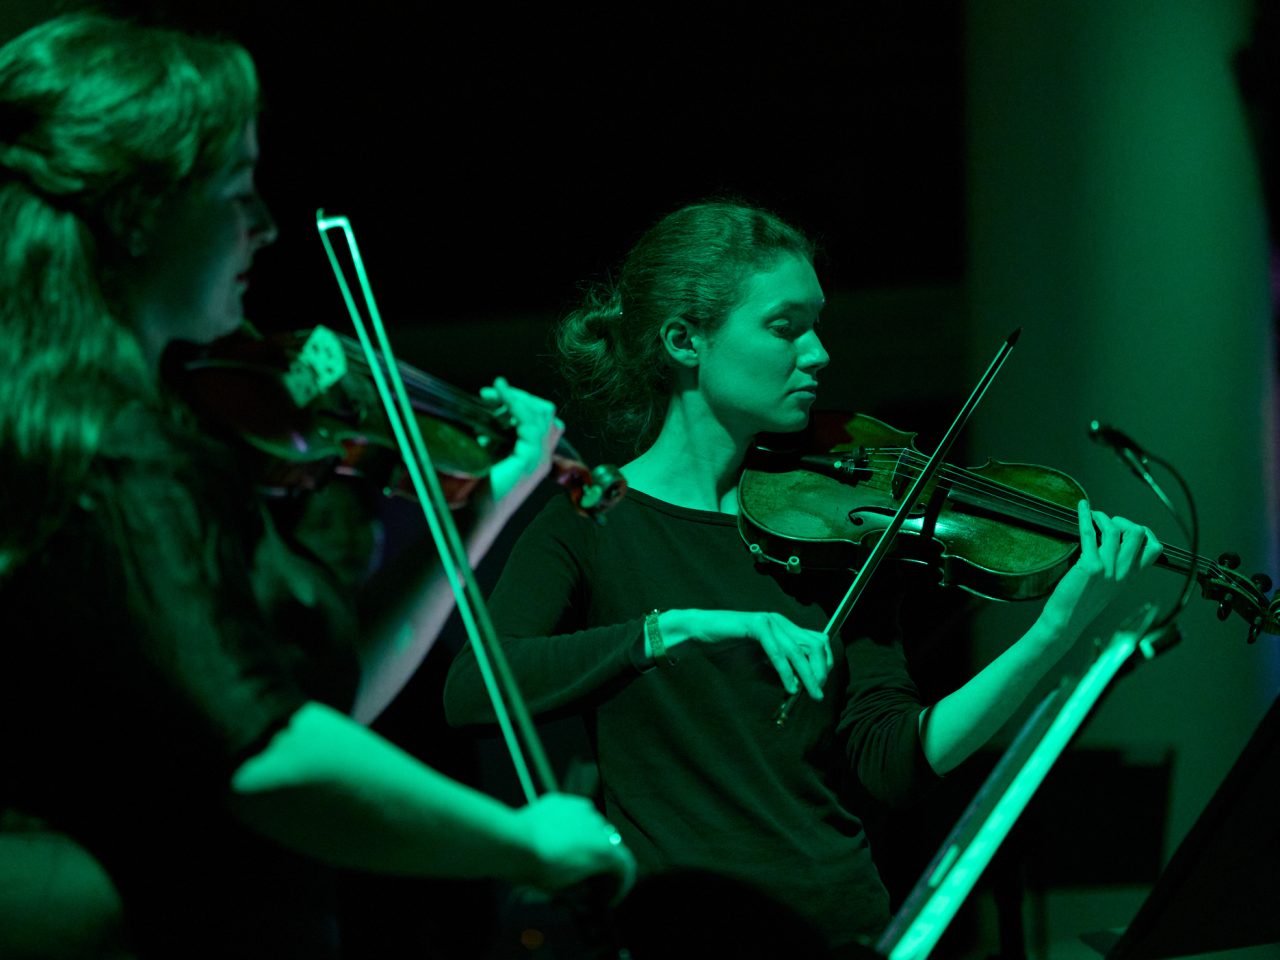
[{"xmin": 167, "ymin": 323, "xmax": 627, "ymax": 520}]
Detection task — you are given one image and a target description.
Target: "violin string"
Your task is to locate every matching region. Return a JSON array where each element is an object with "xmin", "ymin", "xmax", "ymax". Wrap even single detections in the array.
[
  {"xmin": 336, "ymin": 339, "xmax": 506, "ymax": 435},
  {"xmin": 903, "ymin": 450, "xmax": 1207, "ymax": 572},
  {"xmin": 399, "ymin": 368, "xmax": 504, "ymax": 422},
  {"xmin": 336, "ymin": 338, "xmax": 480, "ymax": 411},
  {"xmin": 863, "ymin": 450, "xmax": 1078, "ymax": 529},
  {"xmin": 882, "ymin": 448, "xmax": 1181, "ymax": 550},
  {"xmin": 873, "ymin": 450, "xmax": 1083, "ymax": 529},
  {"xmin": 904, "ymin": 454, "xmax": 1206, "ymax": 573},
  {"xmin": 860, "ymin": 449, "xmax": 1208, "ymax": 574}
]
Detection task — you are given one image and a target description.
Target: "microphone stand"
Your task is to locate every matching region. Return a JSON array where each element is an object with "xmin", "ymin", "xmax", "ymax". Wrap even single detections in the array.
[{"xmin": 1088, "ymin": 420, "xmax": 1199, "ymax": 635}]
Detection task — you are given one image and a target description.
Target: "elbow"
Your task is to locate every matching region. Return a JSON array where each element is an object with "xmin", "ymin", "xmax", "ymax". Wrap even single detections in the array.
[
  {"xmin": 847, "ymin": 714, "xmax": 941, "ymax": 808},
  {"xmin": 916, "ymin": 705, "xmax": 954, "ymax": 778},
  {"xmin": 441, "ymin": 651, "xmax": 491, "ymax": 728},
  {"xmin": 230, "ymin": 701, "xmax": 343, "ymax": 796}
]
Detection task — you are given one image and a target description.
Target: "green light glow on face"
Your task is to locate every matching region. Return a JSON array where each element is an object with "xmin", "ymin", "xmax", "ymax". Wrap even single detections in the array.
[{"xmin": 885, "ymin": 615, "xmax": 1150, "ymax": 960}]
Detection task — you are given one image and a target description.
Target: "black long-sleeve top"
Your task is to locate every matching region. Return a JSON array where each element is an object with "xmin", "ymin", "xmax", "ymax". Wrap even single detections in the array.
[
  {"xmin": 0, "ymin": 404, "xmax": 360, "ymax": 958},
  {"xmin": 444, "ymin": 488, "xmax": 938, "ymax": 949}
]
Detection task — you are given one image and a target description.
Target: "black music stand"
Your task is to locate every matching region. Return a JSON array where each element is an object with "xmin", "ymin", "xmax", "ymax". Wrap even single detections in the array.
[
  {"xmin": 1079, "ymin": 690, "xmax": 1280, "ymax": 959},
  {"xmin": 874, "ymin": 607, "xmax": 1171, "ymax": 960}
]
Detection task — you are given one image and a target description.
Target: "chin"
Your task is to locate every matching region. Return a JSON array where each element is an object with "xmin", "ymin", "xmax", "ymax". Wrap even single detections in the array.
[
  {"xmin": 205, "ymin": 305, "xmax": 244, "ymax": 342},
  {"xmin": 760, "ymin": 409, "xmax": 812, "ymax": 435}
]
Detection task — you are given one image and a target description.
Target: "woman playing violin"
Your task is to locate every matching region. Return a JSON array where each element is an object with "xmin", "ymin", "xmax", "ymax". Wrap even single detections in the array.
[
  {"xmin": 0, "ymin": 13, "xmax": 631, "ymax": 959},
  {"xmin": 444, "ymin": 200, "xmax": 1162, "ymax": 956}
]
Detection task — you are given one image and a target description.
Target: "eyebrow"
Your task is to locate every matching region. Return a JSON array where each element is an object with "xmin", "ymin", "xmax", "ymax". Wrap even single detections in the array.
[{"xmin": 761, "ymin": 298, "xmax": 825, "ymax": 315}]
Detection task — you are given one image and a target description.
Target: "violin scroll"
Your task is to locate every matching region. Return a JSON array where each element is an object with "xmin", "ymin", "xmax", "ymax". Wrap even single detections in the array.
[
  {"xmin": 1198, "ymin": 560, "xmax": 1280, "ymax": 643},
  {"xmin": 552, "ymin": 450, "xmax": 628, "ymax": 522}
]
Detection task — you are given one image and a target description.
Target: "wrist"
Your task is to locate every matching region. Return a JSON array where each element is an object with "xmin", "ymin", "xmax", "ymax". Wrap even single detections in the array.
[
  {"xmin": 468, "ymin": 476, "xmax": 507, "ymax": 523},
  {"xmin": 645, "ymin": 610, "xmax": 678, "ymax": 666},
  {"xmin": 1025, "ymin": 611, "xmax": 1077, "ymax": 656},
  {"xmin": 653, "ymin": 609, "xmax": 702, "ymax": 653},
  {"xmin": 503, "ymin": 806, "xmax": 549, "ymax": 888}
]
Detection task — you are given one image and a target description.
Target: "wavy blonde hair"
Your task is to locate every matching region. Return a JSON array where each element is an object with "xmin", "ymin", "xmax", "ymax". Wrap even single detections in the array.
[{"xmin": 0, "ymin": 13, "xmax": 259, "ymax": 574}]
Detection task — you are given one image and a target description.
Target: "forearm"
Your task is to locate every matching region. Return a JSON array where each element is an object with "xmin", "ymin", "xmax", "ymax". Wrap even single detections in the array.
[
  {"xmin": 444, "ymin": 619, "xmax": 643, "ymax": 725},
  {"xmin": 229, "ymin": 701, "xmax": 538, "ymax": 881},
  {"xmin": 920, "ymin": 618, "xmax": 1073, "ymax": 775},
  {"xmin": 353, "ymin": 493, "xmax": 510, "ymax": 724},
  {"xmin": 444, "ymin": 498, "xmax": 648, "ymax": 725}
]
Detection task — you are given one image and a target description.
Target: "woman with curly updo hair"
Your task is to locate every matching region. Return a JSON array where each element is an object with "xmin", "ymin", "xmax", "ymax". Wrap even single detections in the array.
[
  {"xmin": 555, "ymin": 201, "xmax": 816, "ymax": 449},
  {"xmin": 446, "ymin": 200, "xmax": 1162, "ymax": 956},
  {"xmin": 0, "ymin": 13, "xmax": 632, "ymax": 959}
]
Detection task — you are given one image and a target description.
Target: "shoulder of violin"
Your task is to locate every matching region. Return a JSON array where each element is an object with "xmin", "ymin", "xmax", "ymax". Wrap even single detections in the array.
[
  {"xmin": 967, "ymin": 457, "xmax": 1088, "ymax": 503},
  {"xmin": 754, "ymin": 411, "xmax": 918, "ymax": 456},
  {"xmin": 832, "ymin": 412, "xmax": 917, "ymax": 451}
]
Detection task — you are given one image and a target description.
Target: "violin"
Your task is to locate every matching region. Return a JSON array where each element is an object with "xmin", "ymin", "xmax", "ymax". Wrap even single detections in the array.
[
  {"xmin": 167, "ymin": 323, "xmax": 626, "ymax": 520},
  {"xmin": 739, "ymin": 412, "xmax": 1280, "ymax": 643}
]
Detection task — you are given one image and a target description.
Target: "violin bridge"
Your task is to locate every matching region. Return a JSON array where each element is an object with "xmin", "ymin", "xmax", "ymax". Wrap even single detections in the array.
[{"xmin": 919, "ymin": 480, "xmax": 952, "ymax": 542}]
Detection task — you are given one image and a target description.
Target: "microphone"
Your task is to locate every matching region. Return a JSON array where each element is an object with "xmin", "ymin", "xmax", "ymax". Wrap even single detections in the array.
[
  {"xmin": 1088, "ymin": 419, "xmax": 1179, "ymax": 516},
  {"xmin": 1088, "ymin": 420, "xmax": 1153, "ymax": 485}
]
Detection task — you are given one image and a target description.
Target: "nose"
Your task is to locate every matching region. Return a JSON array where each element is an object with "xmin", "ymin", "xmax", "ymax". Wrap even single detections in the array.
[
  {"xmin": 799, "ymin": 328, "xmax": 829, "ymax": 373},
  {"xmin": 249, "ymin": 191, "xmax": 278, "ymax": 251}
]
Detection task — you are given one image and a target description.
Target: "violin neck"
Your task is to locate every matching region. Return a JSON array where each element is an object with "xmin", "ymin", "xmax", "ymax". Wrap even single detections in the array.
[
  {"xmin": 1154, "ymin": 545, "xmax": 1217, "ymax": 585},
  {"xmin": 943, "ymin": 469, "xmax": 1212, "ymax": 586},
  {"xmin": 334, "ymin": 333, "xmax": 509, "ymax": 438}
]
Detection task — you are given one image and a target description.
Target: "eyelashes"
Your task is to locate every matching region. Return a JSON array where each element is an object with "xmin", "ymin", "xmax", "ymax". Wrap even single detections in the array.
[{"xmin": 769, "ymin": 318, "xmax": 822, "ymax": 340}]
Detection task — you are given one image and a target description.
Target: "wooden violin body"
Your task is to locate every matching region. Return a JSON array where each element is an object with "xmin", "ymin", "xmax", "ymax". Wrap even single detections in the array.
[{"xmin": 740, "ymin": 414, "xmax": 1086, "ymax": 601}]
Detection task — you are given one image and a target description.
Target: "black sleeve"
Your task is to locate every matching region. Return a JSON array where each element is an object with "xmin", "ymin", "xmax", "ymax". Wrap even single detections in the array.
[
  {"xmin": 834, "ymin": 575, "xmax": 938, "ymax": 807},
  {"xmin": 443, "ymin": 498, "xmax": 645, "ymax": 727},
  {"xmin": 74, "ymin": 454, "xmax": 308, "ymax": 793}
]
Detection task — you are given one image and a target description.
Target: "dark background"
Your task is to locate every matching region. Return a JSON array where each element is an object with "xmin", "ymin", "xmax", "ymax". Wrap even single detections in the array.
[
  {"xmin": 236, "ymin": 4, "xmax": 966, "ymax": 314},
  {"xmin": 0, "ymin": 2, "xmax": 969, "ymax": 333}
]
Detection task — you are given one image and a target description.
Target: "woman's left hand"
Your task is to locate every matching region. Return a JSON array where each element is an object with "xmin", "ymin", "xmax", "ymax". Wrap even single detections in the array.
[
  {"xmin": 1038, "ymin": 500, "xmax": 1163, "ymax": 641},
  {"xmin": 482, "ymin": 377, "xmax": 563, "ymax": 506}
]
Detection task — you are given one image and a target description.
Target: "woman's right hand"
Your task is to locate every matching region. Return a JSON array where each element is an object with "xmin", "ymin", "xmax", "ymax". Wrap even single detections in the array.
[
  {"xmin": 657, "ymin": 610, "xmax": 833, "ymax": 700},
  {"xmin": 512, "ymin": 794, "xmax": 636, "ymax": 903}
]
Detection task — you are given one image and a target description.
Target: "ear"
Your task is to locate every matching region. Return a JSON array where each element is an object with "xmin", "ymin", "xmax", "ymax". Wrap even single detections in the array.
[{"xmin": 659, "ymin": 316, "xmax": 703, "ymax": 369}]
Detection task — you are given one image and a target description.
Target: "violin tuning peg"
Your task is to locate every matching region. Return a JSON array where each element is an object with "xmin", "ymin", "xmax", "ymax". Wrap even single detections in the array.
[
  {"xmin": 1218, "ymin": 552, "xmax": 1242, "ymax": 570},
  {"xmin": 1217, "ymin": 599, "xmax": 1233, "ymax": 622},
  {"xmin": 1251, "ymin": 573, "xmax": 1273, "ymax": 594},
  {"xmin": 577, "ymin": 485, "xmax": 603, "ymax": 511}
]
